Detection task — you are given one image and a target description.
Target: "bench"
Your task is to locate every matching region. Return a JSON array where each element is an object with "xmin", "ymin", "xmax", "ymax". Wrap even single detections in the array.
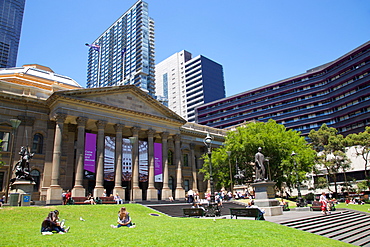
[
  {"xmin": 96, "ymin": 196, "xmax": 115, "ymax": 204},
  {"xmin": 230, "ymin": 207, "xmax": 265, "ymax": 220},
  {"xmin": 69, "ymin": 197, "xmax": 90, "ymax": 205},
  {"xmin": 183, "ymin": 208, "xmax": 205, "ymax": 217},
  {"xmin": 310, "ymin": 201, "xmax": 336, "ymax": 211}
]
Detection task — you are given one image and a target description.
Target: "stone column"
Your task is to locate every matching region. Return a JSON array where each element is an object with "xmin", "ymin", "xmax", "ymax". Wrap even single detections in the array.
[
  {"xmin": 146, "ymin": 129, "xmax": 157, "ymax": 200},
  {"xmin": 41, "ymin": 121, "xmax": 56, "ymax": 201},
  {"xmin": 161, "ymin": 132, "xmax": 171, "ymax": 200},
  {"xmin": 72, "ymin": 117, "xmax": 88, "ymax": 197},
  {"xmin": 93, "ymin": 120, "xmax": 107, "ymax": 197},
  {"xmin": 113, "ymin": 124, "xmax": 125, "ymax": 200},
  {"xmin": 46, "ymin": 113, "xmax": 67, "ymax": 205},
  {"xmin": 190, "ymin": 143, "xmax": 198, "ymax": 193},
  {"xmin": 174, "ymin": 134, "xmax": 185, "ymax": 200},
  {"xmin": 131, "ymin": 127, "xmax": 141, "ymax": 201}
]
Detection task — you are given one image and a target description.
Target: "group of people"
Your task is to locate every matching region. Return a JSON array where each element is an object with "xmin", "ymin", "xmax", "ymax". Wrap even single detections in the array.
[
  {"xmin": 41, "ymin": 207, "xmax": 136, "ymax": 235},
  {"xmin": 62, "ymin": 190, "xmax": 72, "ymax": 205},
  {"xmin": 345, "ymin": 198, "xmax": 365, "ymax": 205},
  {"xmin": 319, "ymin": 192, "xmax": 334, "ymax": 215},
  {"xmin": 40, "ymin": 210, "xmax": 70, "ymax": 235},
  {"xmin": 83, "ymin": 191, "xmax": 123, "ymax": 204}
]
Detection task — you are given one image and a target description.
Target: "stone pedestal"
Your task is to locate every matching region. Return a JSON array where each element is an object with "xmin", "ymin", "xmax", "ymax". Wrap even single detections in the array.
[
  {"xmin": 147, "ymin": 187, "xmax": 157, "ymax": 201},
  {"xmin": 132, "ymin": 187, "xmax": 142, "ymax": 201},
  {"xmin": 9, "ymin": 179, "xmax": 36, "ymax": 206},
  {"xmin": 162, "ymin": 188, "xmax": 172, "ymax": 201},
  {"xmin": 10, "ymin": 179, "xmax": 35, "ymax": 194},
  {"xmin": 93, "ymin": 186, "xmax": 105, "ymax": 199},
  {"xmin": 175, "ymin": 187, "xmax": 185, "ymax": 201},
  {"xmin": 46, "ymin": 185, "xmax": 63, "ymax": 205},
  {"xmin": 252, "ymin": 181, "xmax": 282, "ymax": 216},
  {"xmin": 72, "ymin": 186, "xmax": 86, "ymax": 197}
]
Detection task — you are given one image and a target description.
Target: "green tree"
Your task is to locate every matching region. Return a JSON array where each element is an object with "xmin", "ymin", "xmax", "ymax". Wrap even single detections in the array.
[
  {"xmin": 356, "ymin": 180, "xmax": 369, "ymax": 193},
  {"xmin": 314, "ymin": 176, "xmax": 329, "ymax": 190},
  {"xmin": 200, "ymin": 119, "xmax": 316, "ymax": 191},
  {"xmin": 309, "ymin": 124, "xmax": 351, "ymax": 196},
  {"xmin": 345, "ymin": 126, "xmax": 370, "ymax": 178}
]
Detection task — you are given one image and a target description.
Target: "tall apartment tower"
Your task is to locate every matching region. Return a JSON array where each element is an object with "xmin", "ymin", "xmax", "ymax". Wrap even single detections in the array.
[
  {"xmin": 0, "ymin": 0, "xmax": 26, "ymax": 68},
  {"xmin": 86, "ymin": 0, "xmax": 155, "ymax": 96},
  {"xmin": 156, "ymin": 50, "xmax": 225, "ymax": 122}
]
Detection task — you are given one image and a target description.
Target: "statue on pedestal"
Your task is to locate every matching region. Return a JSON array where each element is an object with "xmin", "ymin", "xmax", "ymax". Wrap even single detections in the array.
[
  {"xmin": 254, "ymin": 147, "xmax": 267, "ymax": 182},
  {"xmin": 10, "ymin": 146, "xmax": 34, "ymax": 183}
]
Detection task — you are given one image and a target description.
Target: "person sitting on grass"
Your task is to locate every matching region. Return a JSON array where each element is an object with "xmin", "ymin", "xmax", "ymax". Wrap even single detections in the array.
[
  {"xmin": 111, "ymin": 207, "xmax": 136, "ymax": 228},
  {"xmin": 41, "ymin": 211, "xmax": 70, "ymax": 235}
]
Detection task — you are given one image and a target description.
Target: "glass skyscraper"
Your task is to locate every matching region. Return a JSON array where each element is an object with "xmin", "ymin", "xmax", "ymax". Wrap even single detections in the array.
[
  {"xmin": 86, "ymin": 0, "xmax": 155, "ymax": 96},
  {"xmin": 0, "ymin": 0, "xmax": 25, "ymax": 68}
]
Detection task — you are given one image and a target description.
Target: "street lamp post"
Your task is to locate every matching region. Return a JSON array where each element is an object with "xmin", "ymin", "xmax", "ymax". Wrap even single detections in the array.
[
  {"xmin": 203, "ymin": 133, "xmax": 214, "ymax": 203},
  {"xmin": 226, "ymin": 151, "xmax": 233, "ymax": 192},
  {"xmin": 129, "ymin": 136, "xmax": 137, "ymax": 202},
  {"xmin": 291, "ymin": 151, "xmax": 303, "ymax": 206},
  {"xmin": 5, "ymin": 119, "xmax": 21, "ymax": 203}
]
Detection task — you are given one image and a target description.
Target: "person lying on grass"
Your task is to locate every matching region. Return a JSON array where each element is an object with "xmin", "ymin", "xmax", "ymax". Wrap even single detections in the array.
[{"xmin": 110, "ymin": 206, "xmax": 136, "ymax": 228}]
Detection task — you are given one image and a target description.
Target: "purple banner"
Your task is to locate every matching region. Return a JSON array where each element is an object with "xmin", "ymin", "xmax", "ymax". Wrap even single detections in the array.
[
  {"xmin": 84, "ymin": 133, "xmax": 97, "ymax": 176},
  {"xmin": 154, "ymin": 143, "xmax": 163, "ymax": 182}
]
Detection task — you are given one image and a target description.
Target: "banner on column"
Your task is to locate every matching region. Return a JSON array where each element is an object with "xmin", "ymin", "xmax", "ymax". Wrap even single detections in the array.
[
  {"xmin": 84, "ymin": 133, "xmax": 97, "ymax": 179},
  {"xmin": 122, "ymin": 138, "xmax": 132, "ymax": 181},
  {"xmin": 139, "ymin": 140, "xmax": 148, "ymax": 182},
  {"xmin": 154, "ymin": 142, "xmax": 163, "ymax": 182},
  {"xmin": 104, "ymin": 136, "xmax": 115, "ymax": 181}
]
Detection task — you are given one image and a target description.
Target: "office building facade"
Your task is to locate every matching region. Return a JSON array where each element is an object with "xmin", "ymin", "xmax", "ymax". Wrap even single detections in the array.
[
  {"xmin": 156, "ymin": 50, "xmax": 225, "ymax": 122},
  {"xmin": 86, "ymin": 0, "xmax": 155, "ymax": 96},
  {"xmin": 0, "ymin": 0, "xmax": 25, "ymax": 68},
  {"xmin": 196, "ymin": 41, "xmax": 370, "ymax": 136}
]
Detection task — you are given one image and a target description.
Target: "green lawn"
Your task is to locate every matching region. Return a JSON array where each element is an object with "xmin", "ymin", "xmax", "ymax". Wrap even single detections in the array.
[{"xmin": 0, "ymin": 204, "xmax": 352, "ymax": 247}]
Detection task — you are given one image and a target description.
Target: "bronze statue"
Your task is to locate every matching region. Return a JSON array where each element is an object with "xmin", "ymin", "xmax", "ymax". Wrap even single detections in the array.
[
  {"xmin": 254, "ymin": 147, "xmax": 266, "ymax": 182},
  {"xmin": 11, "ymin": 146, "xmax": 34, "ymax": 183}
]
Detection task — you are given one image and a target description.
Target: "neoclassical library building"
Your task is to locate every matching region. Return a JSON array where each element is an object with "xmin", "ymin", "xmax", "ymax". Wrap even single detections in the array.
[{"xmin": 0, "ymin": 64, "xmax": 225, "ymax": 204}]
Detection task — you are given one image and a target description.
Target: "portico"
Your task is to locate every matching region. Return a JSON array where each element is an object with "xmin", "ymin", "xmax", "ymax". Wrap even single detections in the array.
[
  {"xmin": 0, "ymin": 64, "xmax": 226, "ymax": 205},
  {"xmin": 43, "ymin": 85, "xmax": 225, "ymax": 204}
]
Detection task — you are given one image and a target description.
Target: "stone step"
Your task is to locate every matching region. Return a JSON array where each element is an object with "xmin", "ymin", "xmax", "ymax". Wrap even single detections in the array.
[
  {"xmin": 279, "ymin": 209, "xmax": 370, "ymax": 246},
  {"xmin": 280, "ymin": 211, "xmax": 353, "ymax": 227},
  {"xmin": 340, "ymin": 230, "xmax": 370, "ymax": 245},
  {"xmin": 302, "ymin": 213, "xmax": 365, "ymax": 232},
  {"xmin": 318, "ymin": 217, "xmax": 370, "ymax": 237},
  {"xmin": 350, "ymin": 235, "xmax": 370, "ymax": 247},
  {"xmin": 281, "ymin": 210, "xmax": 353, "ymax": 228}
]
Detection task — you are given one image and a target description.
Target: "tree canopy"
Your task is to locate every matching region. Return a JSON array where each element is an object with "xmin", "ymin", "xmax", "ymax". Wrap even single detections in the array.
[
  {"xmin": 200, "ymin": 119, "xmax": 316, "ymax": 191},
  {"xmin": 308, "ymin": 124, "xmax": 351, "ymax": 196},
  {"xmin": 345, "ymin": 126, "xmax": 370, "ymax": 177}
]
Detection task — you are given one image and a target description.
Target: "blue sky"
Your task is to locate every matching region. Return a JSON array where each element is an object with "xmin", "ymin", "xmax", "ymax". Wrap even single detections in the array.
[{"xmin": 17, "ymin": 0, "xmax": 370, "ymax": 97}]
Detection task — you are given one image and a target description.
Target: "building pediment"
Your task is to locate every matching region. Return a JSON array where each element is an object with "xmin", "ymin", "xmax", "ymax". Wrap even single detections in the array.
[{"xmin": 46, "ymin": 85, "xmax": 186, "ymax": 127}]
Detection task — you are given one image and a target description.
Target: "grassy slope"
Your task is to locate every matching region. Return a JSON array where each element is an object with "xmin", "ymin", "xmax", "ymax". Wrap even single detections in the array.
[{"xmin": 0, "ymin": 204, "xmax": 351, "ymax": 247}]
